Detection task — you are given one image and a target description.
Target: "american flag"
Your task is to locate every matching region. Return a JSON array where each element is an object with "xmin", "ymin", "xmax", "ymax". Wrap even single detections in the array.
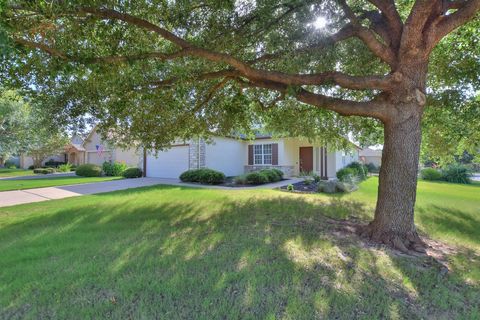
[{"xmin": 96, "ymin": 144, "xmax": 104, "ymax": 156}]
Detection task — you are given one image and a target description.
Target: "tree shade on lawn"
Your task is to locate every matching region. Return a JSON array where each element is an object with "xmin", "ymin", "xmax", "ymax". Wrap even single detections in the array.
[
  {"xmin": 1, "ymin": 1, "xmax": 480, "ymax": 253},
  {"xmin": 0, "ymin": 178, "xmax": 479, "ymax": 318}
]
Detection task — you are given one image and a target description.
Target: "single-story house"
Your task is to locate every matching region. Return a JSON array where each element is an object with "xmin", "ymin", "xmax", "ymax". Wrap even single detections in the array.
[
  {"xmin": 145, "ymin": 136, "xmax": 360, "ymax": 179},
  {"xmin": 359, "ymin": 147, "xmax": 382, "ymax": 167},
  {"xmin": 19, "ymin": 126, "xmax": 141, "ymax": 169}
]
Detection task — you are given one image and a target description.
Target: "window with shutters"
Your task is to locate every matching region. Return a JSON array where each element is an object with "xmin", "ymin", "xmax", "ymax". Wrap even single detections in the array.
[{"xmin": 254, "ymin": 144, "xmax": 272, "ymax": 165}]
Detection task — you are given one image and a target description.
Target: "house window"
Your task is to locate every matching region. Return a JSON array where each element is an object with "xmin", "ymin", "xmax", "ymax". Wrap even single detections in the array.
[{"xmin": 254, "ymin": 144, "xmax": 273, "ymax": 165}]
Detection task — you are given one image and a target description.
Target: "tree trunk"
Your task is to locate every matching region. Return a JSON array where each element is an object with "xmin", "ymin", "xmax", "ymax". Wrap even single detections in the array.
[{"xmin": 361, "ymin": 104, "xmax": 426, "ymax": 253}]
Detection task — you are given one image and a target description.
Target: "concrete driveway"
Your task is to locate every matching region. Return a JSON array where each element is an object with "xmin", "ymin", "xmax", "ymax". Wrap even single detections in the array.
[{"xmin": 0, "ymin": 177, "xmax": 302, "ymax": 208}]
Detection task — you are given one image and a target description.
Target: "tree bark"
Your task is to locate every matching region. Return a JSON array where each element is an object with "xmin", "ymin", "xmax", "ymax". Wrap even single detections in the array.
[{"xmin": 361, "ymin": 103, "xmax": 426, "ymax": 253}]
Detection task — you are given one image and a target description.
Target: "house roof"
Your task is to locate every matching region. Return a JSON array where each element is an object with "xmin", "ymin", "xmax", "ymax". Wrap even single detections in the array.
[{"xmin": 65, "ymin": 143, "xmax": 86, "ymax": 151}]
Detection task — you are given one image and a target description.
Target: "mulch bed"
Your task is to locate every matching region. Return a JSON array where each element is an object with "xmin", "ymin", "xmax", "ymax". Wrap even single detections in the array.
[{"xmin": 279, "ymin": 180, "xmax": 320, "ymax": 193}]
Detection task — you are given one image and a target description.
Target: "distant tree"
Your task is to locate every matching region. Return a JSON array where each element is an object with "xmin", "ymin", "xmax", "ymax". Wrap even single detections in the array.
[
  {"xmin": 1, "ymin": 1, "xmax": 479, "ymax": 253},
  {"xmin": 26, "ymin": 128, "xmax": 69, "ymax": 168},
  {"xmin": 0, "ymin": 90, "xmax": 30, "ymax": 166}
]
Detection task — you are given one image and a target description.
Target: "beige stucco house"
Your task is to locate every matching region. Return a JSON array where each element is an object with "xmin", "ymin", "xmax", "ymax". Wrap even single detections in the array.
[{"xmin": 19, "ymin": 126, "xmax": 141, "ymax": 169}]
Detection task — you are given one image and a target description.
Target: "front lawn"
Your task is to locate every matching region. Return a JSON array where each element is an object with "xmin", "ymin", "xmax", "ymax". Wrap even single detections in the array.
[
  {"xmin": 0, "ymin": 178, "xmax": 479, "ymax": 318},
  {"xmin": 0, "ymin": 176, "xmax": 123, "ymax": 191},
  {"xmin": 0, "ymin": 168, "xmax": 35, "ymax": 177}
]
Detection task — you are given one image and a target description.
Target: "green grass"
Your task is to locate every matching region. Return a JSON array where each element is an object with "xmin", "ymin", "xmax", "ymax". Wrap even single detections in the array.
[
  {"xmin": 0, "ymin": 168, "xmax": 36, "ymax": 177},
  {"xmin": 0, "ymin": 178, "xmax": 479, "ymax": 319},
  {"xmin": 0, "ymin": 176, "xmax": 123, "ymax": 191}
]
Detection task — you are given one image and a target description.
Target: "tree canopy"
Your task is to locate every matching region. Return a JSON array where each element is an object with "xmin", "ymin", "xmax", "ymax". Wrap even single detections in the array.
[{"xmin": 1, "ymin": 1, "xmax": 476, "ymax": 153}]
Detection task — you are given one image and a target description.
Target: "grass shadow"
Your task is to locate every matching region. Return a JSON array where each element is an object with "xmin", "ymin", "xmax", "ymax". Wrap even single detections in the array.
[{"xmin": 0, "ymin": 185, "xmax": 478, "ymax": 318}]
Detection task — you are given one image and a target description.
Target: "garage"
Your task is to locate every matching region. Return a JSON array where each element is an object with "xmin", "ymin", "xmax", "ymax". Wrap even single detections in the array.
[{"xmin": 146, "ymin": 146, "xmax": 189, "ymax": 178}]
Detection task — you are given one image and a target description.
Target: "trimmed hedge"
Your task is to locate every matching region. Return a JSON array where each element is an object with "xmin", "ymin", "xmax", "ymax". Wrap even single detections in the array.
[
  {"xmin": 420, "ymin": 168, "xmax": 442, "ymax": 181},
  {"xmin": 102, "ymin": 161, "xmax": 127, "ymax": 176},
  {"xmin": 33, "ymin": 167, "xmax": 56, "ymax": 174},
  {"xmin": 179, "ymin": 168, "xmax": 225, "ymax": 184},
  {"xmin": 245, "ymin": 172, "xmax": 269, "ymax": 185},
  {"xmin": 123, "ymin": 167, "xmax": 143, "ymax": 178},
  {"xmin": 236, "ymin": 169, "xmax": 284, "ymax": 185},
  {"xmin": 76, "ymin": 164, "xmax": 102, "ymax": 177}
]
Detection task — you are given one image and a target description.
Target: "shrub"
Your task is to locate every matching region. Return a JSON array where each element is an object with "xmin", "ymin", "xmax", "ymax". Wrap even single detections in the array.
[
  {"xmin": 441, "ymin": 164, "xmax": 471, "ymax": 184},
  {"xmin": 420, "ymin": 168, "xmax": 442, "ymax": 181},
  {"xmin": 346, "ymin": 161, "xmax": 368, "ymax": 180},
  {"xmin": 123, "ymin": 167, "xmax": 143, "ymax": 178},
  {"xmin": 70, "ymin": 165, "xmax": 77, "ymax": 172},
  {"xmin": 4, "ymin": 160, "xmax": 17, "ymax": 168},
  {"xmin": 179, "ymin": 168, "xmax": 225, "ymax": 184},
  {"xmin": 234, "ymin": 174, "xmax": 248, "ymax": 185},
  {"xmin": 76, "ymin": 164, "xmax": 102, "ymax": 177},
  {"xmin": 312, "ymin": 173, "xmax": 321, "ymax": 183},
  {"xmin": 33, "ymin": 167, "xmax": 55, "ymax": 174},
  {"xmin": 44, "ymin": 160, "xmax": 66, "ymax": 168},
  {"xmin": 366, "ymin": 163, "xmax": 379, "ymax": 173},
  {"xmin": 271, "ymin": 168, "xmax": 284, "ymax": 180},
  {"xmin": 259, "ymin": 169, "xmax": 281, "ymax": 182},
  {"xmin": 102, "ymin": 161, "xmax": 127, "ymax": 176},
  {"xmin": 336, "ymin": 168, "xmax": 357, "ymax": 182},
  {"xmin": 287, "ymin": 184, "xmax": 294, "ymax": 191},
  {"xmin": 28, "ymin": 165, "xmax": 35, "ymax": 170},
  {"xmin": 303, "ymin": 177, "xmax": 314, "ymax": 185},
  {"xmin": 57, "ymin": 163, "xmax": 72, "ymax": 172},
  {"xmin": 245, "ymin": 172, "xmax": 269, "ymax": 185}
]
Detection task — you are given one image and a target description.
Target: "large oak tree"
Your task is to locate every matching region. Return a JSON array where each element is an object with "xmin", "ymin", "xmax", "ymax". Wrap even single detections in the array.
[{"xmin": 1, "ymin": 0, "xmax": 479, "ymax": 253}]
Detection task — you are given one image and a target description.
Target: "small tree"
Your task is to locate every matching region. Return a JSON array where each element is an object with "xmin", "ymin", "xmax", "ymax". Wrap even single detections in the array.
[{"xmin": 26, "ymin": 128, "xmax": 68, "ymax": 168}]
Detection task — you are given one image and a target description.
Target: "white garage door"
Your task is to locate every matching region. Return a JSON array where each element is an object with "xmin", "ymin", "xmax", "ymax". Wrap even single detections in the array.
[{"xmin": 146, "ymin": 146, "xmax": 189, "ymax": 178}]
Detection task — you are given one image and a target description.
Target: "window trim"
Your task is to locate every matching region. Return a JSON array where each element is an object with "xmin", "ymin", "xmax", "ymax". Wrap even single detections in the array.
[{"xmin": 253, "ymin": 143, "xmax": 273, "ymax": 165}]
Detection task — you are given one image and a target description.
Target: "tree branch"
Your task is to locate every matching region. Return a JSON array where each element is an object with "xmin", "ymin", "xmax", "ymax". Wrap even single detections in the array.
[
  {"xmin": 234, "ymin": 77, "xmax": 387, "ymax": 119},
  {"xmin": 337, "ymin": 0, "xmax": 396, "ymax": 66},
  {"xmin": 401, "ymin": 0, "xmax": 443, "ymax": 50},
  {"xmin": 428, "ymin": 0, "xmax": 480, "ymax": 46},
  {"xmin": 367, "ymin": 0, "xmax": 403, "ymax": 45},
  {"xmin": 14, "ymin": 38, "xmax": 189, "ymax": 63}
]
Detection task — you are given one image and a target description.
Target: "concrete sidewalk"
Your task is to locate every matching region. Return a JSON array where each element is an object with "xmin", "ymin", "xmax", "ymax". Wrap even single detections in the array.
[{"xmin": 0, "ymin": 177, "xmax": 302, "ymax": 208}]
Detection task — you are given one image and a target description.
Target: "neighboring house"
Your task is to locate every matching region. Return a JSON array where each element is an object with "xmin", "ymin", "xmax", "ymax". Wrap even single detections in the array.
[
  {"xmin": 19, "ymin": 126, "xmax": 141, "ymax": 169},
  {"xmin": 359, "ymin": 147, "xmax": 382, "ymax": 167},
  {"xmin": 145, "ymin": 136, "xmax": 360, "ymax": 179}
]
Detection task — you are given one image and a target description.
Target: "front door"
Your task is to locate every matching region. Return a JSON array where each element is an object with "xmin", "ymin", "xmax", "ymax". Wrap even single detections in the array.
[{"xmin": 299, "ymin": 147, "xmax": 313, "ymax": 173}]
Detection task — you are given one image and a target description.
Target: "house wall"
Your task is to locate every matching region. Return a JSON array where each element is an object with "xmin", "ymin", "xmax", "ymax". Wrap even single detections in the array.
[
  {"xmin": 336, "ymin": 149, "xmax": 360, "ymax": 172},
  {"xmin": 113, "ymin": 148, "xmax": 141, "ymax": 167},
  {"xmin": 205, "ymin": 137, "xmax": 247, "ymax": 176},
  {"xmin": 361, "ymin": 156, "xmax": 382, "ymax": 167},
  {"xmin": 19, "ymin": 153, "xmax": 66, "ymax": 169},
  {"xmin": 83, "ymin": 128, "xmax": 140, "ymax": 167}
]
